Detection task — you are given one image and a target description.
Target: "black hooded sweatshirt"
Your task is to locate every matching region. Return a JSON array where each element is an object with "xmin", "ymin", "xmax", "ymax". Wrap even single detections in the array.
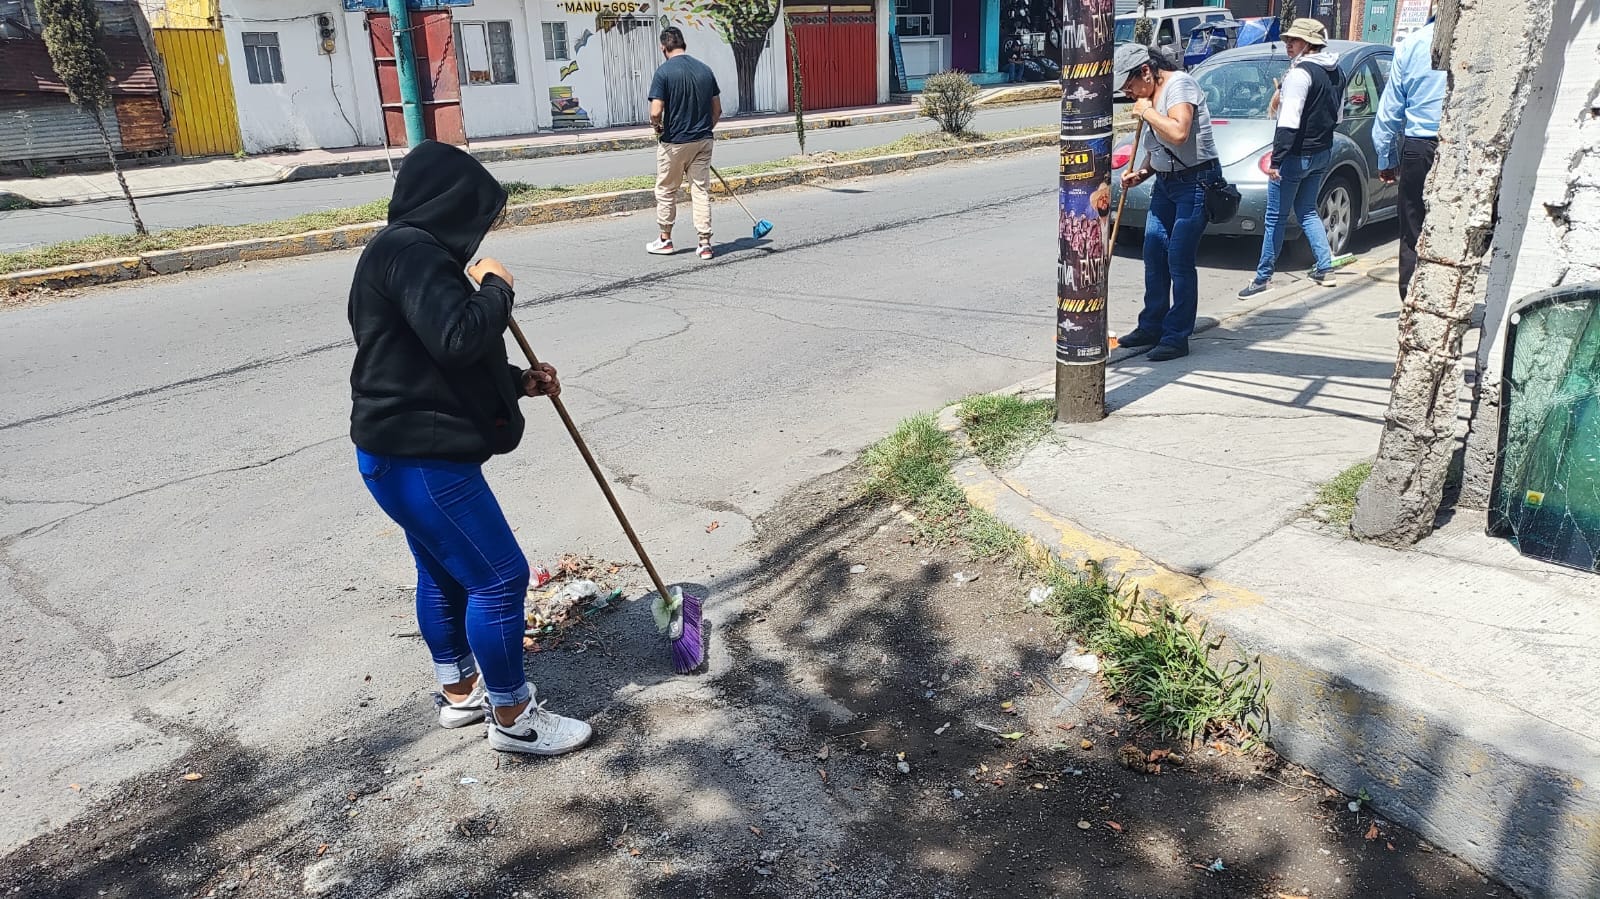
[{"xmin": 348, "ymin": 140, "xmax": 524, "ymax": 464}]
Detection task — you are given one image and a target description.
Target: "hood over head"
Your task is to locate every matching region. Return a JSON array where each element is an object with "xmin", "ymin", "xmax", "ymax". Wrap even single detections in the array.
[
  {"xmin": 387, "ymin": 140, "xmax": 508, "ymax": 264},
  {"xmin": 1300, "ymin": 49, "xmax": 1341, "ymax": 70}
]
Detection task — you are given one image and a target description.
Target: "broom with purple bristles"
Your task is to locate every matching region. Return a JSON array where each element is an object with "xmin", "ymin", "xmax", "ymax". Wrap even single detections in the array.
[{"xmin": 507, "ymin": 318, "xmax": 706, "ymax": 673}]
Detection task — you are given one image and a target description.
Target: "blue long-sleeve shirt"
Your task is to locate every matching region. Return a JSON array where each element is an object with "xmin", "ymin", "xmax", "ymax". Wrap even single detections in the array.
[{"xmin": 1373, "ymin": 21, "xmax": 1448, "ymax": 170}]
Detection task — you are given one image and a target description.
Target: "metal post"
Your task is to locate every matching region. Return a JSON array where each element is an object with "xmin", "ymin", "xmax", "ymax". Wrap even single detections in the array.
[
  {"xmin": 387, "ymin": 0, "xmax": 426, "ymax": 147},
  {"xmin": 1054, "ymin": 0, "xmax": 1115, "ymax": 422}
]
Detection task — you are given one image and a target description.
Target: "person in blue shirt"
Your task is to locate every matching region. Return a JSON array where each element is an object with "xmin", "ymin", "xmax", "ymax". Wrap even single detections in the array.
[{"xmin": 1373, "ymin": 17, "xmax": 1448, "ymax": 300}]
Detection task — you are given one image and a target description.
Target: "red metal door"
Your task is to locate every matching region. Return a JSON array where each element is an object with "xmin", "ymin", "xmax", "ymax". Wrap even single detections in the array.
[
  {"xmin": 787, "ymin": 5, "xmax": 878, "ymax": 111},
  {"xmin": 368, "ymin": 11, "xmax": 466, "ymax": 146}
]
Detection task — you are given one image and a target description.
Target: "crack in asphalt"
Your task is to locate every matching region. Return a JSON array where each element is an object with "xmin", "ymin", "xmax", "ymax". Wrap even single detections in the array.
[
  {"xmin": 0, "ymin": 184, "xmax": 1054, "ymax": 433},
  {"xmin": 691, "ymin": 298, "xmax": 1046, "ymax": 365},
  {"xmin": 5, "ymin": 435, "xmax": 346, "ymax": 541}
]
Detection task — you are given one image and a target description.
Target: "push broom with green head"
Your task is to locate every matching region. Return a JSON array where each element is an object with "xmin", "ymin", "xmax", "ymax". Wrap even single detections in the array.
[
  {"xmin": 710, "ymin": 167, "xmax": 774, "ymax": 240},
  {"xmin": 506, "ymin": 318, "xmax": 705, "ymax": 674}
]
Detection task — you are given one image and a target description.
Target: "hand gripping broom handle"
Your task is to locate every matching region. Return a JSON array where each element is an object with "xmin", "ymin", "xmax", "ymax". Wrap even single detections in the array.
[
  {"xmin": 710, "ymin": 166, "xmax": 761, "ymax": 227},
  {"xmin": 1108, "ymin": 126, "xmax": 1142, "ymax": 250},
  {"xmin": 507, "ymin": 318, "xmax": 675, "ymax": 605}
]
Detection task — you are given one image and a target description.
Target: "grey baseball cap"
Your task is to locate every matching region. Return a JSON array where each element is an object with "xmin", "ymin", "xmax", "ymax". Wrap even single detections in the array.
[{"xmin": 1113, "ymin": 43, "xmax": 1151, "ymax": 83}]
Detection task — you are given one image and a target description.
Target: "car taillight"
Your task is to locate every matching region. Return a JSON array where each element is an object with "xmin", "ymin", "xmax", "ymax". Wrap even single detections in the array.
[
  {"xmin": 1259, "ymin": 152, "xmax": 1274, "ymax": 174},
  {"xmin": 1112, "ymin": 143, "xmax": 1133, "ymax": 170}
]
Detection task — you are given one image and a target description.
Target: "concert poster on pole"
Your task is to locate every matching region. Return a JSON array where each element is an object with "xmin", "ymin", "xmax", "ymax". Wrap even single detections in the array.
[{"xmin": 1055, "ymin": 0, "xmax": 1115, "ymax": 365}]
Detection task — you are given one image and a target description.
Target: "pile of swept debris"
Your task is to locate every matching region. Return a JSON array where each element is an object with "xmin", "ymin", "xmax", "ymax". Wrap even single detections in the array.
[{"xmin": 523, "ymin": 554, "xmax": 636, "ymax": 653}]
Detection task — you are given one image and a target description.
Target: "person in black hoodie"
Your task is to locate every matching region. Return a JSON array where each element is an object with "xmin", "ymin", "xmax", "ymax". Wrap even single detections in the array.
[
  {"xmin": 1238, "ymin": 19, "xmax": 1345, "ymax": 299},
  {"xmin": 349, "ymin": 140, "xmax": 591, "ymax": 757}
]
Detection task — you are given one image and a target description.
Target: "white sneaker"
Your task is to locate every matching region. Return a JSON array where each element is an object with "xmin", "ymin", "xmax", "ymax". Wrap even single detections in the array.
[
  {"xmin": 487, "ymin": 699, "xmax": 593, "ymax": 756},
  {"xmin": 434, "ymin": 680, "xmax": 488, "ymax": 729},
  {"xmin": 645, "ymin": 237, "xmax": 676, "ymax": 255}
]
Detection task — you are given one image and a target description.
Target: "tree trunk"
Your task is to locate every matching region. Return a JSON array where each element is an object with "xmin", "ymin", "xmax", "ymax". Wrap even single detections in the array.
[
  {"xmin": 731, "ymin": 37, "xmax": 765, "ymax": 116},
  {"xmin": 785, "ymin": 13, "xmax": 805, "ymax": 155},
  {"xmin": 92, "ymin": 106, "xmax": 147, "ymax": 236},
  {"xmin": 1350, "ymin": 0, "xmax": 1556, "ymax": 546}
]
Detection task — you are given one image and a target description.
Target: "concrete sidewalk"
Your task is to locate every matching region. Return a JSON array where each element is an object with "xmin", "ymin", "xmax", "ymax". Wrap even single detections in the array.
[
  {"xmin": 955, "ymin": 262, "xmax": 1600, "ymax": 899},
  {"xmin": 0, "ymin": 103, "xmax": 918, "ymax": 207}
]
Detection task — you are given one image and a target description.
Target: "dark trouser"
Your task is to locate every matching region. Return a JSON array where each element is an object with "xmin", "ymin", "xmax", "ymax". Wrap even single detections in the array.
[
  {"xmin": 1398, "ymin": 136, "xmax": 1438, "ymax": 301},
  {"xmin": 1139, "ymin": 161, "xmax": 1218, "ymax": 347}
]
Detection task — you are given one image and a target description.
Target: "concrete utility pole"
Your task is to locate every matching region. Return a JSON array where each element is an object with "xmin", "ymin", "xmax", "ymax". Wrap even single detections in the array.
[
  {"xmin": 387, "ymin": 0, "xmax": 427, "ymax": 147},
  {"xmin": 1055, "ymin": 0, "xmax": 1116, "ymax": 423},
  {"xmin": 1351, "ymin": 0, "xmax": 1556, "ymax": 545}
]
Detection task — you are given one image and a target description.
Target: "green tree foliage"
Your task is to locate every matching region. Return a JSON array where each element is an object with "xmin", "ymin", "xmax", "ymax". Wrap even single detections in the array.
[
  {"xmin": 668, "ymin": 0, "xmax": 781, "ymax": 115},
  {"xmin": 37, "ymin": 0, "xmax": 146, "ymax": 234}
]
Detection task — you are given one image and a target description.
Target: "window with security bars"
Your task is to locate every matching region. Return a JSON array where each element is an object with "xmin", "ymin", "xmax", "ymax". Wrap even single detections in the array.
[
  {"xmin": 242, "ymin": 32, "xmax": 285, "ymax": 84},
  {"xmin": 454, "ymin": 21, "xmax": 518, "ymax": 85},
  {"xmin": 542, "ymin": 21, "xmax": 568, "ymax": 61}
]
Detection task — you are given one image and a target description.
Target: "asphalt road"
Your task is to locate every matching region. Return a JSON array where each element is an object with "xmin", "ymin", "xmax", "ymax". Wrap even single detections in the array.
[
  {"xmin": 0, "ymin": 103, "xmax": 1057, "ymax": 253},
  {"xmin": 0, "ymin": 149, "xmax": 1398, "ymax": 853}
]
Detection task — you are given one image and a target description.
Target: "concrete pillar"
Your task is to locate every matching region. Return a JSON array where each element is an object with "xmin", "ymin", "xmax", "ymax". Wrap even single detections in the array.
[
  {"xmin": 981, "ymin": 0, "xmax": 999, "ymax": 73},
  {"xmin": 878, "ymin": 0, "xmax": 892, "ymax": 102}
]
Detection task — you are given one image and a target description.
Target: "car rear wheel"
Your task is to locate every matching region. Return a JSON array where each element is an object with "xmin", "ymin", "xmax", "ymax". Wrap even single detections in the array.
[{"xmin": 1317, "ymin": 175, "xmax": 1356, "ymax": 258}]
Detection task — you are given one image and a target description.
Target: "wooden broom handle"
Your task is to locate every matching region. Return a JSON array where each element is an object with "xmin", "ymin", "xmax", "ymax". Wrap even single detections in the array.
[
  {"xmin": 507, "ymin": 317, "xmax": 675, "ymax": 604},
  {"xmin": 1108, "ymin": 126, "xmax": 1142, "ymax": 251}
]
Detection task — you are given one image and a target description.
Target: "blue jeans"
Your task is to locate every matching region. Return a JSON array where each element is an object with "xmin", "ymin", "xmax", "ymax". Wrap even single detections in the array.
[
  {"xmin": 1255, "ymin": 149, "xmax": 1333, "ymax": 281},
  {"xmin": 1006, "ymin": 62, "xmax": 1024, "ymax": 82},
  {"xmin": 357, "ymin": 449, "xmax": 532, "ymax": 708},
  {"xmin": 1140, "ymin": 163, "xmax": 1216, "ymax": 347}
]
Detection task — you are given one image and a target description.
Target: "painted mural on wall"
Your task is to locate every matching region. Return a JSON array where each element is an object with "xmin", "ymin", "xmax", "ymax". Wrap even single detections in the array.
[
  {"xmin": 662, "ymin": 0, "xmax": 778, "ymax": 114},
  {"xmin": 549, "ymin": 85, "xmax": 592, "ymax": 127}
]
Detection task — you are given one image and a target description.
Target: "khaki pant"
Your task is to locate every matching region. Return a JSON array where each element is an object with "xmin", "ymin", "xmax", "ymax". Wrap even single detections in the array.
[{"xmin": 655, "ymin": 138, "xmax": 713, "ymax": 239}]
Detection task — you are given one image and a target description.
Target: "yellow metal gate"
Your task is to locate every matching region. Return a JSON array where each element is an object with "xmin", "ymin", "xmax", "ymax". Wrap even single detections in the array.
[{"xmin": 153, "ymin": 28, "xmax": 242, "ymax": 158}]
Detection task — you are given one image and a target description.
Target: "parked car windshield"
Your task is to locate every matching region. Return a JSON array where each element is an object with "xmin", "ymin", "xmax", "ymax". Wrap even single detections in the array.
[
  {"xmin": 1193, "ymin": 58, "xmax": 1291, "ymax": 118},
  {"xmin": 1114, "ymin": 19, "xmax": 1137, "ymax": 42}
]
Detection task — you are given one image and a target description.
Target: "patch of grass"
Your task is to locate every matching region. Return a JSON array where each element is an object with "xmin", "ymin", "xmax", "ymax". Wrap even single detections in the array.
[
  {"xmin": 503, "ymin": 177, "xmax": 654, "ymax": 204},
  {"xmin": 860, "ymin": 407, "xmax": 1270, "ymax": 743},
  {"xmin": 1313, "ymin": 461, "xmax": 1373, "ymax": 530},
  {"xmin": 962, "ymin": 507, "xmax": 1028, "ymax": 560},
  {"xmin": 958, "ymin": 394, "xmax": 1055, "ymax": 468},
  {"xmin": 0, "ymin": 200, "xmax": 390, "ymax": 274},
  {"xmin": 863, "ymin": 413, "xmax": 957, "ymax": 503},
  {"xmin": 1040, "ymin": 560, "xmax": 1270, "ymax": 743}
]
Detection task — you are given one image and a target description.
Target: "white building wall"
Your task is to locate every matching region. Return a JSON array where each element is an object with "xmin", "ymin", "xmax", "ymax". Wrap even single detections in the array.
[
  {"xmin": 214, "ymin": 0, "xmax": 799, "ymax": 149},
  {"xmin": 876, "ymin": 0, "xmax": 890, "ymax": 102},
  {"xmin": 454, "ymin": 0, "xmax": 542, "ymax": 138},
  {"xmin": 218, "ymin": 0, "xmax": 381, "ymax": 153},
  {"xmin": 1461, "ymin": 0, "xmax": 1600, "ymax": 503},
  {"xmin": 521, "ymin": 0, "xmax": 782, "ymax": 131}
]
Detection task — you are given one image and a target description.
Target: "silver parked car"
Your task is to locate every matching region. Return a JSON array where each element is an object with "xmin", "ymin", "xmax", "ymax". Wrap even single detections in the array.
[{"xmin": 1109, "ymin": 40, "xmax": 1399, "ymax": 256}]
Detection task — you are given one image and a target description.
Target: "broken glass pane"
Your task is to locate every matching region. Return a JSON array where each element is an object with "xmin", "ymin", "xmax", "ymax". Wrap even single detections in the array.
[{"xmin": 1489, "ymin": 284, "xmax": 1600, "ymax": 572}]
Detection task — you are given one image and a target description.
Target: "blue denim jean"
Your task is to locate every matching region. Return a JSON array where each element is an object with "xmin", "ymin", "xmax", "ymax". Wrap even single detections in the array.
[
  {"xmin": 357, "ymin": 449, "xmax": 532, "ymax": 708},
  {"xmin": 1140, "ymin": 162, "xmax": 1217, "ymax": 347},
  {"xmin": 1255, "ymin": 149, "xmax": 1333, "ymax": 281}
]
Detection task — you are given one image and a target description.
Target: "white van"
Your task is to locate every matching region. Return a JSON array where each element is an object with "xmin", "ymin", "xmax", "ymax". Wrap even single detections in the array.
[{"xmin": 1114, "ymin": 7, "xmax": 1235, "ymax": 57}]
